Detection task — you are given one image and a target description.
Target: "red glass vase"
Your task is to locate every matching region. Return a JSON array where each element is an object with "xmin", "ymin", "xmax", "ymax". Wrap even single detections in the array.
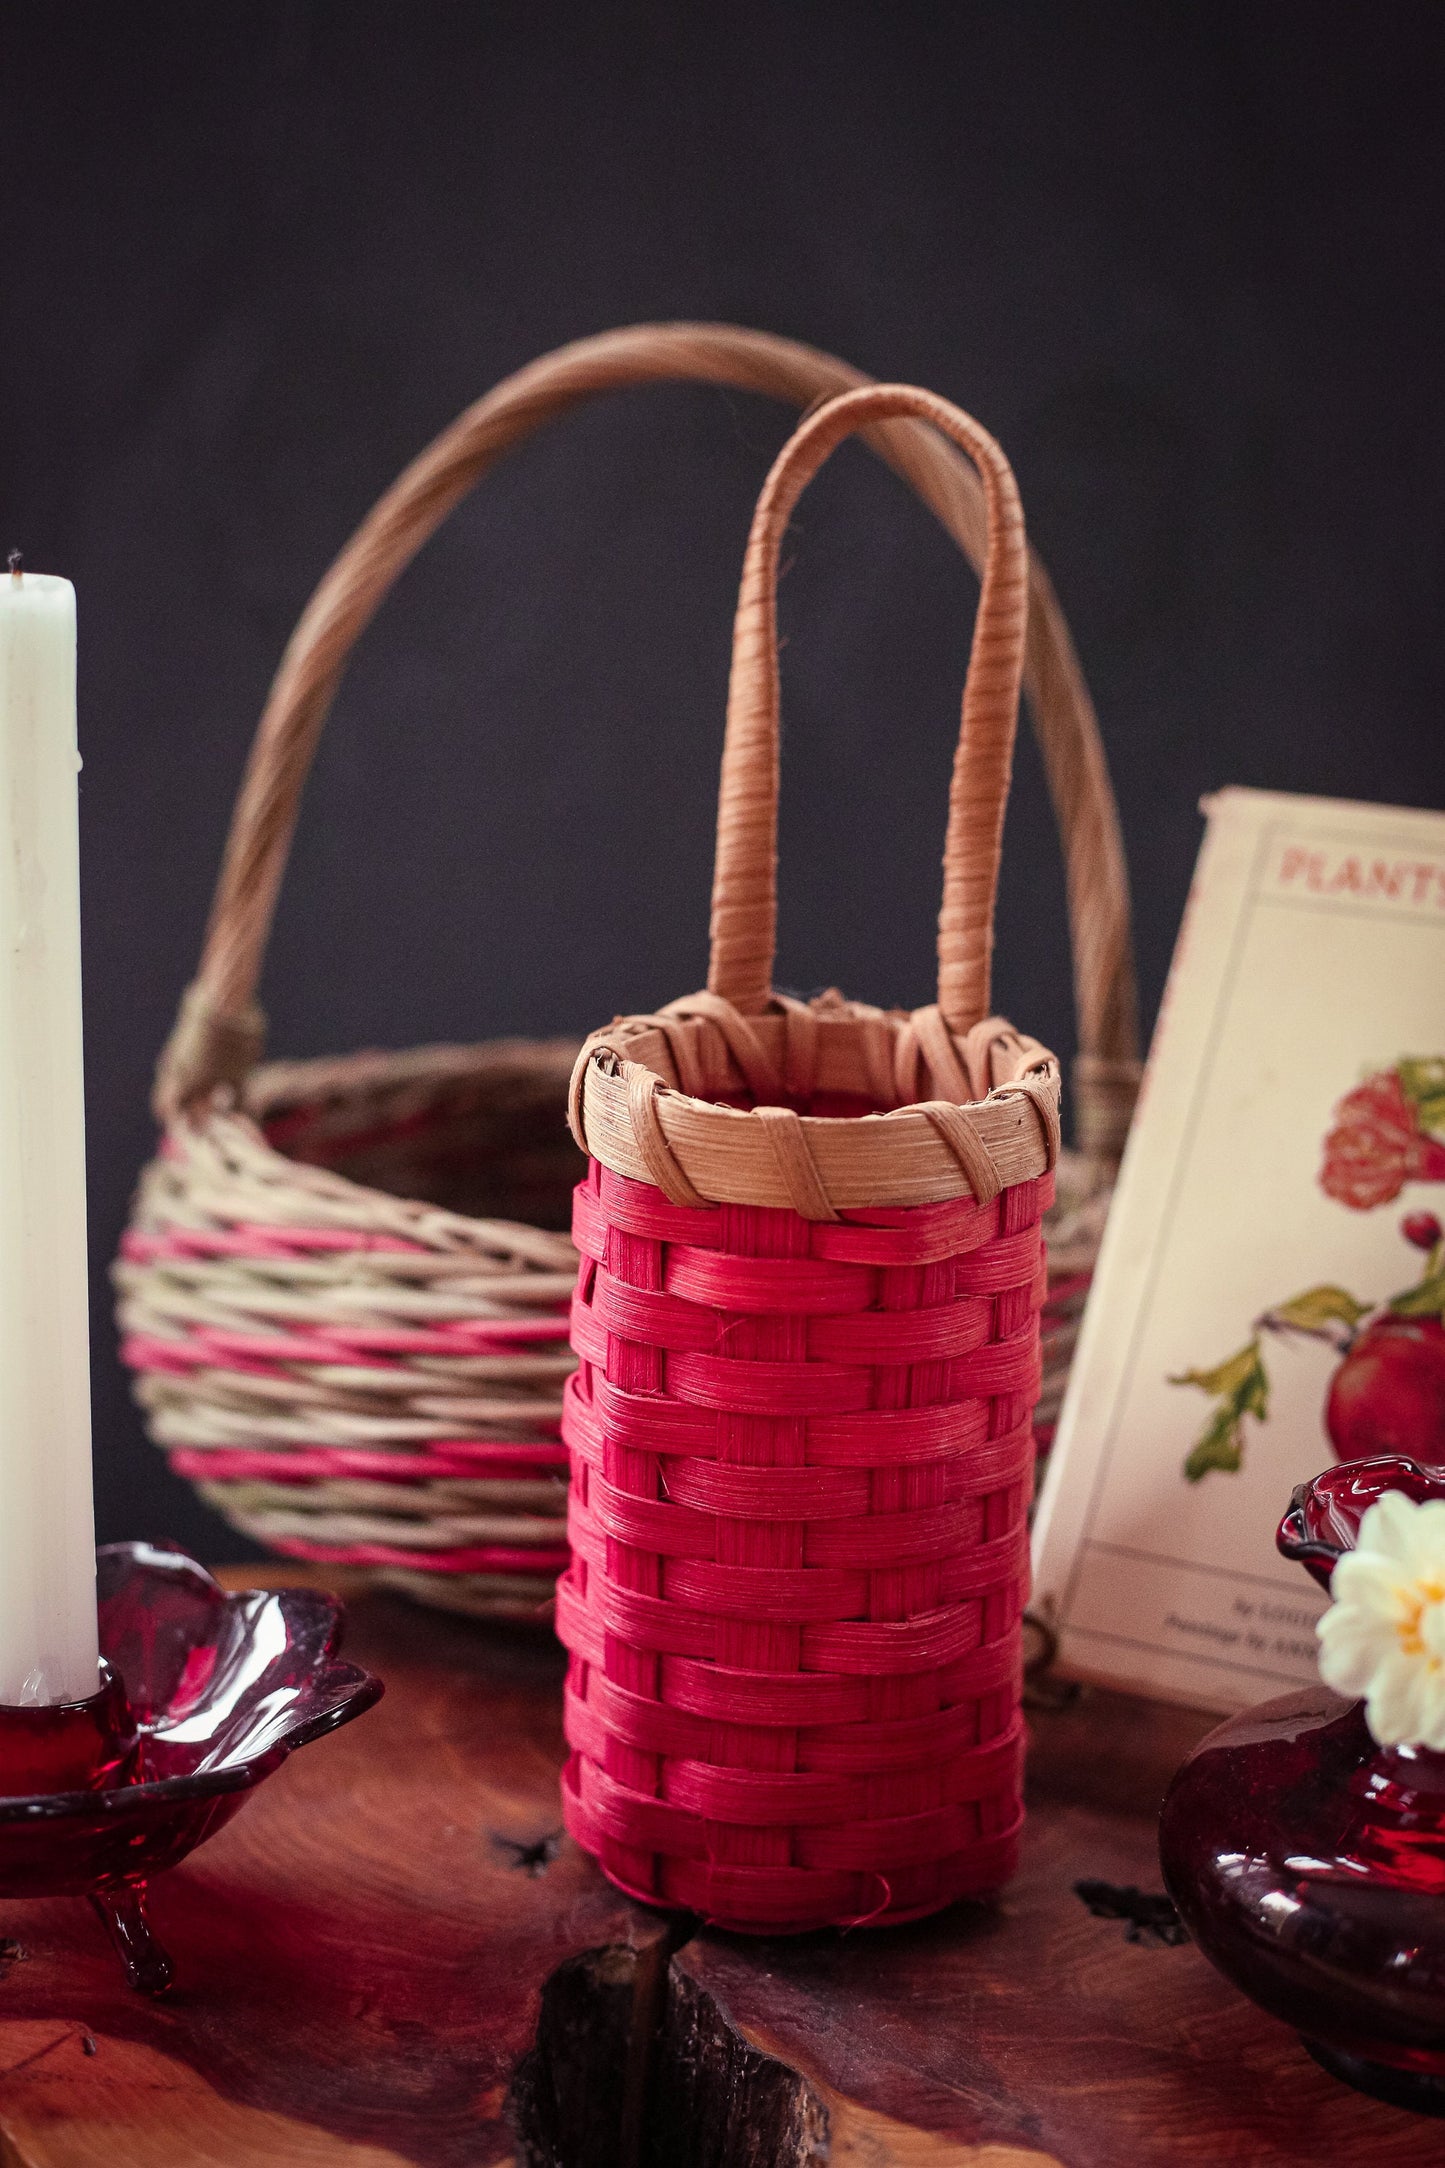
[{"xmin": 1160, "ymin": 1456, "xmax": 1445, "ymax": 2114}]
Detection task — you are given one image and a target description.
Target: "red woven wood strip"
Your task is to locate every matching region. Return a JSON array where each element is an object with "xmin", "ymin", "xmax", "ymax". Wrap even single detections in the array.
[
  {"xmin": 807, "ymin": 1301, "xmax": 999, "ymax": 1365},
  {"xmin": 559, "ymin": 1560, "xmax": 1027, "ymax": 1676},
  {"xmin": 658, "ymin": 1461, "xmax": 874, "ymax": 1518},
  {"xmin": 578, "ymin": 1331, "xmax": 1042, "ymax": 1412},
  {"xmin": 167, "ymin": 1442, "xmax": 569, "ymax": 1482},
  {"xmin": 570, "ymin": 1369, "xmax": 1040, "ymax": 1473},
  {"xmin": 582, "ymin": 1478, "xmax": 716, "ymax": 1556},
  {"xmin": 843, "ymin": 1411, "xmax": 1030, "ymax": 1478},
  {"xmin": 580, "ymin": 1473, "xmax": 1024, "ymax": 1573},
  {"xmin": 657, "ymin": 1735, "xmax": 1023, "ymax": 1825},
  {"xmin": 581, "ymin": 1669, "xmax": 879, "ymax": 1748},
  {"xmin": 565, "ymin": 1662, "xmax": 1020, "ymax": 1773},
  {"xmin": 664, "ymin": 1248, "xmax": 874, "ymax": 1312},
  {"xmin": 802, "ymin": 1605, "xmax": 1018, "ymax": 1674},
  {"xmin": 950, "ymin": 1227, "xmax": 1052, "ymax": 1292},
  {"xmin": 570, "ymin": 1493, "xmax": 1030, "ymax": 1601},
  {"xmin": 583, "ymin": 1272, "xmax": 1021, "ymax": 1365},
  {"xmin": 656, "ymin": 1555, "xmax": 867, "ymax": 1623},
  {"xmin": 558, "ymin": 1570, "xmax": 715, "ymax": 1664},
  {"xmin": 574, "ymin": 1177, "xmax": 727, "ymax": 1255},
  {"xmin": 662, "ymin": 1350, "xmax": 876, "ymax": 1416},
  {"xmin": 582, "ymin": 1163, "xmax": 1052, "ymax": 1268},
  {"xmin": 796, "ymin": 1679, "xmax": 1021, "ymax": 1767},
  {"xmin": 811, "ymin": 1186, "xmax": 1048, "ymax": 1263},
  {"xmin": 576, "ymin": 1280, "xmax": 721, "ymax": 1354},
  {"xmin": 558, "ymin": 1160, "xmax": 1044, "ymax": 1930},
  {"xmin": 651, "ymin": 1844, "xmax": 1020, "ymax": 1928},
  {"xmin": 659, "ymin": 1641, "xmax": 1019, "ymax": 1721},
  {"xmin": 652, "ymin": 1428, "xmax": 1032, "ymax": 1513},
  {"xmin": 565, "ymin": 1371, "xmax": 717, "ymax": 1456},
  {"xmin": 714, "ymin": 1725, "xmax": 1021, "ymax": 1814},
  {"xmin": 565, "ymin": 1756, "xmax": 1025, "ymax": 1920},
  {"xmin": 267, "ymin": 1534, "xmax": 570, "ymax": 1572},
  {"xmin": 796, "ymin": 1803, "xmax": 1026, "ymax": 1876}
]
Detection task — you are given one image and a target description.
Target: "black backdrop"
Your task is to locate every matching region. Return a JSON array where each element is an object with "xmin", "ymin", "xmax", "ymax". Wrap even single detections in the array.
[{"xmin": 3, "ymin": 3, "xmax": 1443, "ymax": 1556}]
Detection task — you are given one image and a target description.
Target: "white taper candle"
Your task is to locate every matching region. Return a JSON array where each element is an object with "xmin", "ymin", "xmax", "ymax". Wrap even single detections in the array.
[{"xmin": 0, "ymin": 562, "xmax": 99, "ymax": 1705}]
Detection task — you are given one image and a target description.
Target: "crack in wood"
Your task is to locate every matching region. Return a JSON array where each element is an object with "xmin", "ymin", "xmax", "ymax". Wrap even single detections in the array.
[
  {"xmin": 509, "ymin": 1935, "xmax": 1074, "ymax": 2167},
  {"xmin": 510, "ymin": 1929, "xmax": 829, "ymax": 2168}
]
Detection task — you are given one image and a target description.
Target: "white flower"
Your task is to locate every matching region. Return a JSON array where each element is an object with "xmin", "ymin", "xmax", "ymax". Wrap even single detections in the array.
[{"xmin": 1317, "ymin": 1489, "xmax": 1445, "ymax": 1749}]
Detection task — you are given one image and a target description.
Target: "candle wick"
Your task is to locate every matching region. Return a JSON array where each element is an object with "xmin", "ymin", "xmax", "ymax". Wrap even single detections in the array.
[{"xmin": 6, "ymin": 551, "xmax": 20, "ymax": 584}]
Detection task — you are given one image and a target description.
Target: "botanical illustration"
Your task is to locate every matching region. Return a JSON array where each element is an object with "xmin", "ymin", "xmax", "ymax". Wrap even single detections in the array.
[{"xmin": 1174, "ymin": 1058, "xmax": 1445, "ymax": 1480}]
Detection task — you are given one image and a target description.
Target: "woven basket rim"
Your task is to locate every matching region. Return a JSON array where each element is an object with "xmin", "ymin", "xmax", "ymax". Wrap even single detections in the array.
[
  {"xmin": 147, "ymin": 1036, "xmax": 582, "ymax": 1267},
  {"xmin": 569, "ymin": 992, "xmax": 1060, "ymax": 1218},
  {"xmin": 243, "ymin": 1032, "xmax": 582, "ymax": 1119}
]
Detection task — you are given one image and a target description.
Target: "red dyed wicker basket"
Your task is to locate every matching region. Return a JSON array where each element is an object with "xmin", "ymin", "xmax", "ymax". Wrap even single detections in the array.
[{"xmin": 560, "ymin": 383, "xmax": 1061, "ymax": 1932}]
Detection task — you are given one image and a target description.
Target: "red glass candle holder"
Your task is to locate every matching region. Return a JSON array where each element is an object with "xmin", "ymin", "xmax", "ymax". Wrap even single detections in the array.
[
  {"xmin": 1160, "ymin": 1456, "xmax": 1445, "ymax": 2115},
  {"xmin": 0, "ymin": 1541, "xmax": 382, "ymax": 1992}
]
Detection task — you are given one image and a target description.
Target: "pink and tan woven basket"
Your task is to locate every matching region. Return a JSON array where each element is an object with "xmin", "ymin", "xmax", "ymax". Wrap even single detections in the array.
[
  {"xmin": 559, "ymin": 383, "xmax": 1062, "ymax": 1932},
  {"xmin": 115, "ymin": 322, "xmax": 1136, "ymax": 1619}
]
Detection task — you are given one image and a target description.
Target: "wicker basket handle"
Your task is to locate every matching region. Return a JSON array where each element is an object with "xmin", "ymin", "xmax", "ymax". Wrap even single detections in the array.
[
  {"xmin": 711, "ymin": 384, "xmax": 1026, "ymax": 1041},
  {"xmin": 155, "ymin": 324, "xmax": 1137, "ymax": 1138}
]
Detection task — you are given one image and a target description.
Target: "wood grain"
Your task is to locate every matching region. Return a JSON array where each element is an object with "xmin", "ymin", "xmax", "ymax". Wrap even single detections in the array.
[
  {"xmin": 667, "ymin": 1686, "xmax": 1431, "ymax": 2166},
  {"xmin": 0, "ymin": 1571, "xmax": 659, "ymax": 2168},
  {"xmin": 0, "ymin": 2020, "xmax": 419, "ymax": 2168},
  {"xmin": 0, "ymin": 1571, "xmax": 1432, "ymax": 2166}
]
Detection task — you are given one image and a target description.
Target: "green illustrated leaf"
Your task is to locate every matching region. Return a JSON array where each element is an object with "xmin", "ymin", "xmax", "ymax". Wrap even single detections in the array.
[
  {"xmin": 1170, "ymin": 1338, "xmax": 1269, "ymax": 1484},
  {"xmin": 1264, "ymin": 1284, "xmax": 1371, "ymax": 1335},
  {"xmin": 1391, "ymin": 1268, "xmax": 1445, "ymax": 1320},
  {"xmin": 1398, "ymin": 1057, "xmax": 1445, "ymax": 1137},
  {"xmin": 1171, "ymin": 1340, "xmax": 1267, "ymax": 1403},
  {"xmin": 1182, "ymin": 1405, "xmax": 1247, "ymax": 1481}
]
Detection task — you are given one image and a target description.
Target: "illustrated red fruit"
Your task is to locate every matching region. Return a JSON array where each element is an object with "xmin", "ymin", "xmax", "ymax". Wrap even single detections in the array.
[
  {"xmin": 1403, "ymin": 1211, "xmax": 1444, "ymax": 1252},
  {"xmin": 1326, "ymin": 1315, "xmax": 1445, "ymax": 1465}
]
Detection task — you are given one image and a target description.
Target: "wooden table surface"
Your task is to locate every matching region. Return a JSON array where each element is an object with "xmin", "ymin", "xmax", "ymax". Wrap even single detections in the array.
[{"xmin": 0, "ymin": 1568, "xmax": 1430, "ymax": 2168}]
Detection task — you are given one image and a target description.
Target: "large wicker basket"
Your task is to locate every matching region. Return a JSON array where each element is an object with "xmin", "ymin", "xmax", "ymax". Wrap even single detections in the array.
[
  {"xmin": 115, "ymin": 323, "xmax": 1137, "ymax": 1618},
  {"xmin": 561, "ymin": 383, "xmax": 1061, "ymax": 1931}
]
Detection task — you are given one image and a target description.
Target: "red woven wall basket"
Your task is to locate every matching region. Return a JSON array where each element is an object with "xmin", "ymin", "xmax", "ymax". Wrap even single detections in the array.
[{"xmin": 560, "ymin": 383, "xmax": 1062, "ymax": 1933}]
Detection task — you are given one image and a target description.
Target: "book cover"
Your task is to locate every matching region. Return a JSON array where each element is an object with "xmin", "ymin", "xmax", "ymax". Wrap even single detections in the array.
[{"xmin": 1032, "ymin": 787, "xmax": 1445, "ymax": 1713}]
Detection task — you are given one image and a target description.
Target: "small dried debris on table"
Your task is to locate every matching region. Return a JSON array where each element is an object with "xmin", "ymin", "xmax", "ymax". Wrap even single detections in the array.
[
  {"xmin": 1074, "ymin": 1880, "xmax": 1189, "ymax": 1947},
  {"xmin": 492, "ymin": 1828, "xmax": 564, "ymax": 1877}
]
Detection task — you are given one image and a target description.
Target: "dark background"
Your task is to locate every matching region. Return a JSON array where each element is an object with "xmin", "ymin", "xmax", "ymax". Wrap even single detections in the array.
[{"xmin": 3, "ymin": 3, "xmax": 1443, "ymax": 1557}]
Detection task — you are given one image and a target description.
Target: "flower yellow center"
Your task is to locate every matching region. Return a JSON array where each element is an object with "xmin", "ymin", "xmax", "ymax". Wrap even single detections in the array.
[{"xmin": 1397, "ymin": 1578, "xmax": 1445, "ymax": 1660}]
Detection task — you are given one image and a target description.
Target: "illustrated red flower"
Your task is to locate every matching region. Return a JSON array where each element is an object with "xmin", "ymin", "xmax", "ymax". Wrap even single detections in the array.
[{"xmin": 1320, "ymin": 1065, "xmax": 1445, "ymax": 1211}]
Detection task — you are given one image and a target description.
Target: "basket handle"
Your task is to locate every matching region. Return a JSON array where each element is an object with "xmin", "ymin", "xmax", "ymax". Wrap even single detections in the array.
[
  {"xmin": 155, "ymin": 323, "xmax": 1137, "ymax": 1134},
  {"xmin": 710, "ymin": 384, "xmax": 1026, "ymax": 1041}
]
